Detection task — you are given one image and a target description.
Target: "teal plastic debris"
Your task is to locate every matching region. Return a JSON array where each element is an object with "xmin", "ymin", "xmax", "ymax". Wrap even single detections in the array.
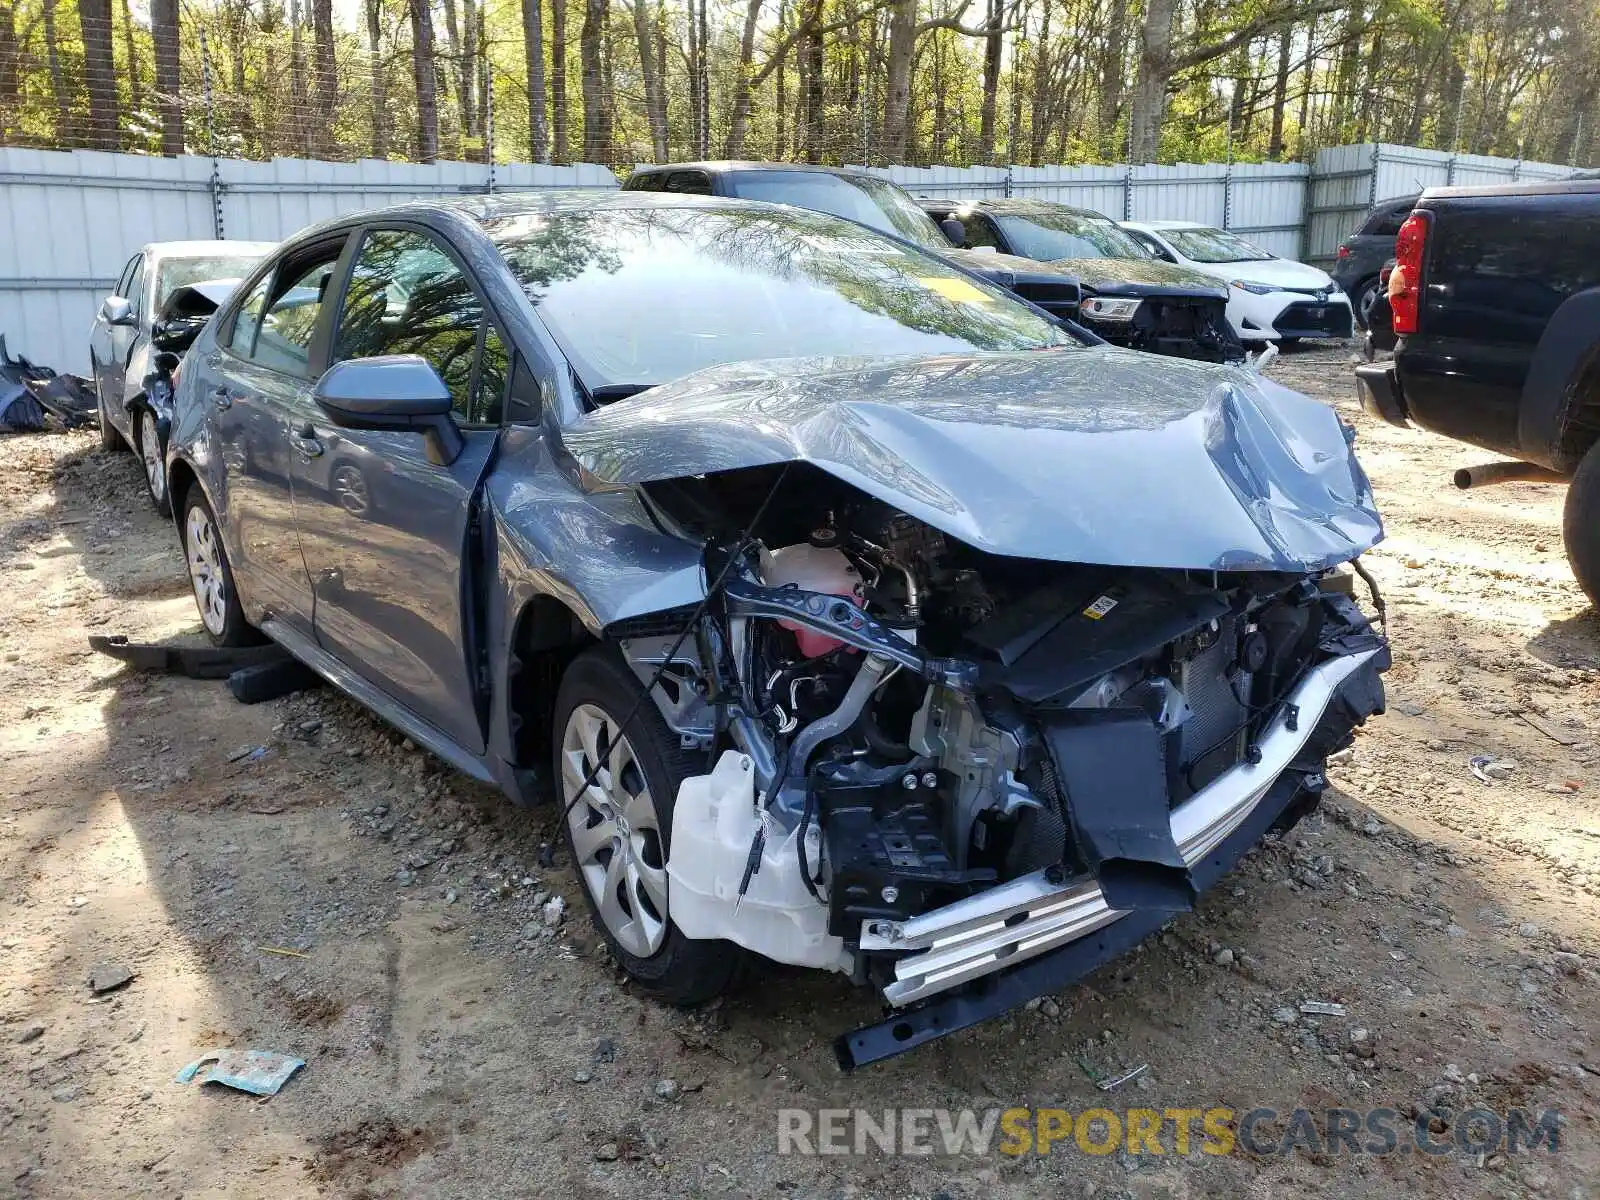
[{"xmin": 175, "ymin": 1049, "xmax": 305, "ymax": 1097}]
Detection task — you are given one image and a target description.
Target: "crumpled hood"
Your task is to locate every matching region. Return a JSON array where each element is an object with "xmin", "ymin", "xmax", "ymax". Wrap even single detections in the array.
[
  {"xmin": 1059, "ymin": 257, "xmax": 1227, "ymax": 297},
  {"xmin": 561, "ymin": 348, "xmax": 1383, "ymax": 572}
]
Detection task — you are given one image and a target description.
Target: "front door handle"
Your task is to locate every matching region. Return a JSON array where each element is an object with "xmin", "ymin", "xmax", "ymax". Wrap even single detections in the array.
[
  {"xmin": 210, "ymin": 387, "xmax": 232, "ymax": 411},
  {"xmin": 291, "ymin": 423, "xmax": 324, "ymax": 460}
]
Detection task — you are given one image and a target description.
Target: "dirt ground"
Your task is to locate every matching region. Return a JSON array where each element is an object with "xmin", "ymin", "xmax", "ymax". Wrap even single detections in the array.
[{"xmin": 2, "ymin": 343, "xmax": 1598, "ymax": 1199}]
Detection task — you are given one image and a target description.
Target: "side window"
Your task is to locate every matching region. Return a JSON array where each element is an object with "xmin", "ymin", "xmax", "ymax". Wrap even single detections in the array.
[
  {"xmin": 626, "ymin": 172, "xmax": 663, "ymax": 192},
  {"xmin": 114, "ymin": 254, "xmax": 141, "ymax": 301},
  {"xmin": 961, "ymin": 213, "xmax": 1000, "ymax": 250},
  {"xmin": 228, "ymin": 273, "xmax": 273, "ymax": 356},
  {"xmin": 1368, "ymin": 205, "xmax": 1410, "ymax": 237},
  {"xmin": 335, "ymin": 229, "xmax": 495, "ymax": 425},
  {"xmin": 1131, "ymin": 230, "xmax": 1174, "ymax": 261},
  {"xmin": 477, "ymin": 323, "xmax": 510, "ymax": 425},
  {"xmin": 253, "ymin": 254, "xmax": 339, "ymax": 377},
  {"xmin": 663, "ymin": 171, "xmax": 713, "ymax": 195}
]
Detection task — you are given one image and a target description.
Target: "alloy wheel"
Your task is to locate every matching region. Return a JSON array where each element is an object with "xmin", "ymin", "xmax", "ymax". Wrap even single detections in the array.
[
  {"xmin": 561, "ymin": 702, "xmax": 669, "ymax": 958},
  {"xmin": 185, "ymin": 505, "xmax": 229, "ymax": 637}
]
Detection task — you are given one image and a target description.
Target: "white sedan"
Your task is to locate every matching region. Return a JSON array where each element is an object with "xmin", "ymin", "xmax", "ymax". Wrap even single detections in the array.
[{"xmin": 1121, "ymin": 220, "xmax": 1353, "ymax": 344}]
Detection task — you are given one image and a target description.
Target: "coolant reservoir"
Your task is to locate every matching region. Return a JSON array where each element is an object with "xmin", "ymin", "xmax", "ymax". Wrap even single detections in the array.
[{"xmin": 760, "ymin": 543, "xmax": 863, "ymax": 658}]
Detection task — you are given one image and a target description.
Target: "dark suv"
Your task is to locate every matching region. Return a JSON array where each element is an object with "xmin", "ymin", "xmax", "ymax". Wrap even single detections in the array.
[{"xmin": 1330, "ymin": 195, "xmax": 1418, "ymax": 328}]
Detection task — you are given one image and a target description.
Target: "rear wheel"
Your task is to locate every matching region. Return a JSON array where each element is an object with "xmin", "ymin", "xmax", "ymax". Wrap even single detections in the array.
[
  {"xmin": 553, "ymin": 646, "xmax": 741, "ymax": 1005},
  {"xmin": 1352, "ymin": 277, "xmax": 1381, "ymax": 330},
  {"xmin": 1564, "ymin": 440, "xmax": 1600, "ymax": 609},
  {"xmin": 94, "ymin": 362, "xmax": 125, "ymax": 453}
]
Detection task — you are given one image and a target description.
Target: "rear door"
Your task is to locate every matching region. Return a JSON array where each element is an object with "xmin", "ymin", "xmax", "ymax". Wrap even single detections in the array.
[
  {"xmin": 198, "ymin": 235, "xmax": 351, "ymax": 633},
  {"xmin": 289, "ymin": 224, "xmax": 504, "ymax": 754}
]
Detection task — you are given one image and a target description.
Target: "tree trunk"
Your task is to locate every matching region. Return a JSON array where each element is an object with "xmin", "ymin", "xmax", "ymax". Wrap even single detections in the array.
[
  {"xmin": 578, "ymin": 0, "xmax": 607, "ymax": 162},
  {"xmin": 1127, "ymin": 0, "xmax": 1174, "ymax": 162},
  {"xmin": 1356, "ymin": 26, "xmax": 1383, "ymax": 143},
  {"xmin": 477, "ymin": 5, "xmax": 489, "ymax": 138},
  {"xmin": 410, "ymin": 0, "xmax": 439, "ymax": 161},
  {"xmin": 151, "ymin": 0, "xmax": 182, "ymax": 154},
  {"xmin": 0, "ymin": 0, "xmax": 17, "ymax": 139},
  {"xmin": 119, "ymin": 0, "xmax": 141, "ymax": 113},
  {"xmin": 801, "ymin": 0, "xmax": 822, "ymax": 161},
  {"xmin": 723, "ymin": 0, "xmax": 762, "ymax": 158},
  {"xmin": 228, "ymin": 0, "xmax": 253, "ymax": 154},
  {"xmin": 1029, "ymin": 0, "xmax": 1051, "ymax": 166},
  {"xmin": 880, "ymin": 0, "xmax": 915, "ymax": 162},
  {"xmin": 522, "ymin": 0, "xmax": 548, "ymax": 159},
  {"xmin": 774, "ymin": 0, "xmax": 787, "ymax": 158},
  {"xmin": 367, "ymin": 0, "xmax": 387, "ymax": 157},
  {"xmin": 551, "ymin": 0, "xmax": 569, "ymax": 161},
  {"xmin": 633, "ymin": 0, "xmax": 668, "ymax": 159},
  {"xmin": 1267, "ymin": 24, "xmax": 1292, "ymax": 159},
  {"xmin": 441, "ymin": 0, "xmax": 462, "ymax": 156},
  {"xmin": 289, "ymin": 0, "xmax": 310, "ymax": 155},
  {"xmin": 1096, "ymin": 0, "xmax": 1128, "ymax": 157},
  {"xmin": 697, "ymin": 0, "xmax": 711, "ymax": 157},
  {"xmin": 1007, "ymin": 7, "xmax": 1024, "ymax": 161},
  {"xmin": 977, "ymin": 0, "xmax": 1002, "ymax": 163},
  {"xmin": 310, "ymin": 0, "xmax": 337, "ymax": 155},
  {"xmin": 80, "ymin": 0, "xmax": 120, "ymax": 149},
  {"xmin": 461, "ymin": 0, "xmax": 479, "ymax": 143}
]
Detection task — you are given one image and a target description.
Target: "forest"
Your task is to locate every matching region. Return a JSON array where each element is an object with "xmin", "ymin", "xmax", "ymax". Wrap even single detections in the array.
[{"xmin": 0, "ymin": 0, "xmax": 1594, "ymax": 171}]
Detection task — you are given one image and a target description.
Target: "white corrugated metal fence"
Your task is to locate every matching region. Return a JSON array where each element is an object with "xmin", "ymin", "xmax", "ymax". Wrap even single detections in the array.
[{"xmin": 1, "ymin": 142, "xmax": 1587, "ymax": 376}]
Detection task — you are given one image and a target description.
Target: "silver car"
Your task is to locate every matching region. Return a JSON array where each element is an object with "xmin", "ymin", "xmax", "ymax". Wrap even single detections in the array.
[
  {"xmin": 89, "ymin": 240, "xmax": 275, "ymax": 511},
  {"xmin": 164, "ymin": 193, "xmax": 1389, "ymax": 1067}
]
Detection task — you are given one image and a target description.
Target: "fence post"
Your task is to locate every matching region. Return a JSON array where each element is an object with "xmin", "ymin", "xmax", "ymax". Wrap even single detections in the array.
[
  {"xmin": 199, "ymin": 29, "xmax": 224, "ymax": 239},
  {"xmin": 1004, "ymin": 165, "xmax": 1013, "ymax": 199}
]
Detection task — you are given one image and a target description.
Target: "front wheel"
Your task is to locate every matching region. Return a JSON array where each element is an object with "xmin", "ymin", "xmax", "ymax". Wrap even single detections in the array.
[
  {"xmin": 181, "ymin": 490, "xmax": 259, "ymax": 646},
  {"xmin": 553, "ymin": 646, "xmax": 741, "ymax": 1005},
  {"xmin": 1352, "ymin": 278, "xmax": 1381, "ymax": 331},
  {"xmin": 1564, "ymin": 440, "xmax": 1600, "ymax": 609},
  {"xmin": 134, "ymin": 407, "xmax": 171, "ymax": 517}
]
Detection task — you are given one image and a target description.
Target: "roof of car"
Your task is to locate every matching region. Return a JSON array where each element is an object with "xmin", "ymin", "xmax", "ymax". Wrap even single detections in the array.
[
  {"xmin": 142, "ymin": 239, "xmax": 278, "ymax": 259},
  {"xmin": 917, "ymin": 197, "xmax": 1102, "ymax": 219},
  {"xmin": 626, "ymin": 161, "xmax": 875, "ymax": 179},
  {"xmin": 1124, "ymin": 219, "xmax": 1208, "ymax": 230}
]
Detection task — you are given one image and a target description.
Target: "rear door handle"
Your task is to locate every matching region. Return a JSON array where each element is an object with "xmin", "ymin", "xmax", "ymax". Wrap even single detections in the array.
[
  {"xmin": 210, "ymin": 387, "xmax": 232, "ymax": 411},
  {"xmin": 291, "ymin": 423, "xmax": 324, "ymax": 460}
]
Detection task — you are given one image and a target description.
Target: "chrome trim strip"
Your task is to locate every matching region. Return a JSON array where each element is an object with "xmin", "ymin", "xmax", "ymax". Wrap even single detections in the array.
[{"xmin": 866, "ymin": 648, "xmax": 1379, "ymax": 1006}]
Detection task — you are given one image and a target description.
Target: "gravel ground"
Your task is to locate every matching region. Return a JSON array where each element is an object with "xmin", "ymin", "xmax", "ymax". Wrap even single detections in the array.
[{"xmin": 1, "ymin": 343, "xmax": 1597, "ymax": 1199}]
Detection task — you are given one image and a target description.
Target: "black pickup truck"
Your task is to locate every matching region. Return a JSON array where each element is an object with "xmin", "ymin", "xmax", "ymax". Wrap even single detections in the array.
[{"xmin": 1355, "ymin": 178, "xmax": 1600, "ymax": 606}]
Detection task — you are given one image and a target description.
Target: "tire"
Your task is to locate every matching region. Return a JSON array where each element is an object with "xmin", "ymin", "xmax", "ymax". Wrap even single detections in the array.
[
  {"xmin": 93, "ymin": 360, "xmax": 126, "ymax": 453},
  {"xmin": 1352, "ymin": 277, "xmax": 1381, "ymax": 331},
  {"xmin": 180, "ymin": 489, "xmax": 259, "ymax": 647},
  {"xmin": 1564, "ymin": 440, "xmax": 1600, "ymax": 610},
  {"xmin": 553, "ymin": 645, "xmax": 741, "ymax": 1005},
  {"xmin": 133, "ymin": 407, "xmax": 171, "ymax": 518}
]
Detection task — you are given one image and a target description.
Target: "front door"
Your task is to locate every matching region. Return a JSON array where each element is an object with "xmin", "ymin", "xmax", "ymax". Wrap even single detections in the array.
[
  {"xmin": 201, "ymin": 237, "xmax": 348, "ymax": 632},
  {"xmin": 291, "ymin": 226, "xmax": 506, "ymax": 754},
  {"xmin": 100, "ymin": 253, "xmax": 145, "ymax": 425}
]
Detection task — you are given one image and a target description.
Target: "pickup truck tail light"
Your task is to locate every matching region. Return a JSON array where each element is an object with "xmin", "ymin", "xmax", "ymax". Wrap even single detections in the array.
[
  {"xmin": 1390, "ymin": 212, "xmax": 1429, "ymax": 335},
  {"xmin": 1336, "ymin": 244, "xmax": 1351, "ymax": 260}
]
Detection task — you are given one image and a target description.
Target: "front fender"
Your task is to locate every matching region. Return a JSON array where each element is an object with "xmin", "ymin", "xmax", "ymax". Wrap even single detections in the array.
[{"xmin": 1517, "ymin": 286, "xmax": 1600, "ymax": 472}]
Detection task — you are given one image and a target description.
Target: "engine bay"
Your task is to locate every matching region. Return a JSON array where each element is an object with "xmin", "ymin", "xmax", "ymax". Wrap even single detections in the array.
[{"xmin": 631, "ymin": 464, "xmax": 1388, "ymax": 986}]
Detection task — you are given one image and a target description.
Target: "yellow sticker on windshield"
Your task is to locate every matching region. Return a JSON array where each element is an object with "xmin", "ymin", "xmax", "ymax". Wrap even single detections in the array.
[{"xmin": 916, "ymin": 276, "xmax": 996, "ymax": 306}]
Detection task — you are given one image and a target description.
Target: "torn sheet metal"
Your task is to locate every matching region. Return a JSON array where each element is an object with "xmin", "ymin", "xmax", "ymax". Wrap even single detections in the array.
[
  {"xmin": 560, "ymin": 348, "xmax": 1383, "ymax": 573},
  {"xmin": 175, "ymin": 1049, "xmax": 305, "ymax": 1096}
]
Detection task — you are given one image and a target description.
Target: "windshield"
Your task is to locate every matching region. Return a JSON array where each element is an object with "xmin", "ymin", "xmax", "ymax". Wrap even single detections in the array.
[
  {"xmin": 484, "ymin": 205, "xmax": 1073, "ymax": 391},
  {"xmin": 995, "ymin": 211, "xmax": 1151, "ymax": 262},
  {"xmin": 156, "ymin": 254, "xmax": 265, "ymax": 309},
  {"xmin": 724, "ymin": 171, "xmax": 952, "ymax": 253},
  {"xmin": 1160, "ymin": 227, "xmax": 1274, "ymax": 263}
]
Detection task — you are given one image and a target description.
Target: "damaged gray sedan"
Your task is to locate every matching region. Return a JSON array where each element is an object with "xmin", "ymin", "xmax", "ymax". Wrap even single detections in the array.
[{"xmin": 165, "ymin": 192, "xmax": 1389, "ymax": 1067}]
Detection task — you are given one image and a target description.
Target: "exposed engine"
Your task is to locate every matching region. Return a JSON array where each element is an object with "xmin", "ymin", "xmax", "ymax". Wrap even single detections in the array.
[{"xmin": 634, "ymin": 466, "xmax": 1387, "ymax": 993}]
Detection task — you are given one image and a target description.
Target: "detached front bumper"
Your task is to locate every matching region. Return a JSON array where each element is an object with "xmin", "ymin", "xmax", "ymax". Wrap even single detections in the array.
[
  {"xmin": 835, "ymin": 645, "xmax": 1385, "ymax": 1069},
  {"xmin": 1354, "ymin": 361, "xmax": 1410, "ymax": 427}
]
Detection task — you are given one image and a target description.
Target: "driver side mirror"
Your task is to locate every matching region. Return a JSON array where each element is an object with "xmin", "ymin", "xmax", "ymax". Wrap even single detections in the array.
[
  {"xmin": 938, "ymin": 218, "xmax": 966, "ymax": 248},
  {"xmin": 313, "ymin": 355, "xmax": 463, "ymax": 466},
  {"xmin": 101, "ymin": 296, "xmax": 134, "ymax": 327}
]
